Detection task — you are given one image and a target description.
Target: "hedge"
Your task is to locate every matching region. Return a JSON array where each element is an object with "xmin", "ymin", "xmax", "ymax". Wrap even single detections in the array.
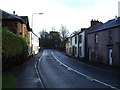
[{"xmin": 1, "ymin": 28, "xmax": 28, "ymax": 71}]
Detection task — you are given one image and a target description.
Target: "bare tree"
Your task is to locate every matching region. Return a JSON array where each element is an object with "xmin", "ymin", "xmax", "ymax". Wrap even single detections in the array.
[
  {"xmin": 59, "ymin": 25, "xmax": 69, "ymax": 51},
  {"xmin": 59, "ymin": 25, "xmax": 69, "ymax": 41}
]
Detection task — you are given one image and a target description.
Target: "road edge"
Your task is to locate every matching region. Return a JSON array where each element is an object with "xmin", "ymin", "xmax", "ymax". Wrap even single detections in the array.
[{"xmin": 34, "ymin": 51, "xmax": 45, "ymax": 88}]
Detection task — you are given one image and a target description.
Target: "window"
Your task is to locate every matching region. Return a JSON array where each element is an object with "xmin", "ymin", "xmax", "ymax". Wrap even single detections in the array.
[
  {"xmin": 95, "ymin": 33, "xmax": 98, "ymax": 43},
  {"xmin": 75, "ymin": 36, "xmax": 77, "ymax": 44},
  {"xmin": 108, "ymin": 31, "xmax": 112, "ymax": 43},
  {"xmin": 79, "ymin": 35, "xmax": 82, "ymax": 43},
  {"xmin": 70, "ymin": 37, "xmax": 72, "ymax": 45}
]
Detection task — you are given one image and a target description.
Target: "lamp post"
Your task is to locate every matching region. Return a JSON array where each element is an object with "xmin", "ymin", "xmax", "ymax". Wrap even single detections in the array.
[
  {"xmin": 31, "ymin": 13, "xmax": 43, "ymax": 29},
  {"xmin": 30, "ymin": 12, "xmax": 43, "ymax": 55}
]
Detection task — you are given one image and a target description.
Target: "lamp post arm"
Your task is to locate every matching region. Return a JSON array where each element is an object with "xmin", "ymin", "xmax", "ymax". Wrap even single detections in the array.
[{"xmin": 31, "ymin": 12, "xmax": 43, "ymax": 29}]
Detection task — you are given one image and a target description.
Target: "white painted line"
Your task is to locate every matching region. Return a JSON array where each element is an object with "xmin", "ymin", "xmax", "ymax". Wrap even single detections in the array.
[
  {"xmin": 35, "ymin": 53, "xmax": 45, "ymax": 88},
  {"xmin": 51, "ymin": 52, "xmax": 120, "ymax": 90}
]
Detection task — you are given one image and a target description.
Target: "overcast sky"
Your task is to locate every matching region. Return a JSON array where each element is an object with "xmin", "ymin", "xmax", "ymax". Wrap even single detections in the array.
[{"xmin": 0, "ymin": 0, "xmax": 119, "ymax": 36}]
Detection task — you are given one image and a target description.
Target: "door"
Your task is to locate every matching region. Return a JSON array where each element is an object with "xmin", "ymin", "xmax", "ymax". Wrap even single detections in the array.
[
  {"xmin": 109, "ymin": 49, "xmax": 113, "ymax": 65},
  {"xmin": 88, "ymin": 48, "xmax": 91, "ymax": 61},
  {"xmin": 95, "ymin": 47, "xmax": 98, "ymax": 61},
  {"xmin": 72, "ymin": 46, "xmax": 75, "ymax": 56}
]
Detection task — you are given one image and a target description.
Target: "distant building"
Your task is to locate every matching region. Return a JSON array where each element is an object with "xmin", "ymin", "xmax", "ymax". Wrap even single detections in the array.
[{"xmin": 66, "ymin": 30, "xmax": 85, "ymax": 59}]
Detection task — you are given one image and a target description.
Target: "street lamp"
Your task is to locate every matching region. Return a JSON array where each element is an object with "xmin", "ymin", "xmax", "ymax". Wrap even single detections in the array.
[
  {"xmin": 30, "ymin": 12, "xmax": 43, "ymax": 55},
  {"xmin": 31, "ymin": 13, "xmax": 43, "ymax": 29}
]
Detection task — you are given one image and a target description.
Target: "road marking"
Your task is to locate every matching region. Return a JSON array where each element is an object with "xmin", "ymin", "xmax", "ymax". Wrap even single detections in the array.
[
  {"xmin": 51, "ymin": 52, "xmax": 120, "ymax": 90},
  {"xmin": 35, "ymin": 53, "xmax": 45, "ymax": 88}
]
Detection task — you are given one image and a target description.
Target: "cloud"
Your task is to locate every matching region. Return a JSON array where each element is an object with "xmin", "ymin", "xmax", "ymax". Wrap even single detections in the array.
[{"xmin": 0, "ymin": 0, "xmax": 119, "ymax": 35}]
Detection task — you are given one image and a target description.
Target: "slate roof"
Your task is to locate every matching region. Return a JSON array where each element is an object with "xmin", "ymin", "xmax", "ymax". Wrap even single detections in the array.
[
  {"xmin": 90, "ymin": 17, "xmax": 120, "ymax": 33},
  {"xmin": 1, "ymin": 9, "xmax": 32, "ymax": 31},
  {"xmin": 1, "ymin": 9, "xmax": 24, "ymax": 23}
]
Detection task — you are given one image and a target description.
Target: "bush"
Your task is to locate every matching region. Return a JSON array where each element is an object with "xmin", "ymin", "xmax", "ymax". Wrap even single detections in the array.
[{"xmin": 1, "ymin": 28, "xmax": 28, "ymax": 71}]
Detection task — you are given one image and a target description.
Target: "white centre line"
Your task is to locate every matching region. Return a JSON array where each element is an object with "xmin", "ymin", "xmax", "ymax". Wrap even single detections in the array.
[{"xmin": 51, "ymin": 52, "xmax": 120, "ymax": 90}]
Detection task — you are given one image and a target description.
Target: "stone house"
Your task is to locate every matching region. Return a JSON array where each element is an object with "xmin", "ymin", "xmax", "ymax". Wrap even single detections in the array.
[
  {"xmin": 1, "ymin": 10, "xmax": 31, "ymax": 37},
  {"xmin": 87, "ymin": 17, "xmax": 120, "ymax": 67},
  {"xmin": 1, "ymin": 9, "xmax": 32, "ymax": 55}
]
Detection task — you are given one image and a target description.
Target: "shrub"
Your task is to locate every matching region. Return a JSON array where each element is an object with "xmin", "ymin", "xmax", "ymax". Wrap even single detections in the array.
[{"xmin": 1, "ymin": 28, "xmax": 28, "ymax": 71}]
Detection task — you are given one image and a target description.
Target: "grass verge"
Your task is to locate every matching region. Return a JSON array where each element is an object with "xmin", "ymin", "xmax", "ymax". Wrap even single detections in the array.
[{"xmin": 2, "ymin": 72, "xmax": 17, "ymax": 88}]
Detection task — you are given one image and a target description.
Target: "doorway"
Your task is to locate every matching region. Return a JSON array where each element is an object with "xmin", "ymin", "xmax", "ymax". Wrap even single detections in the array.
[
  {"xmin": 109, "ymin": 48, "xmax": 113, "ymax": 65},
  {"xmin": 88, "ymin": 48, "xmax": 92, "ymax": 61}
]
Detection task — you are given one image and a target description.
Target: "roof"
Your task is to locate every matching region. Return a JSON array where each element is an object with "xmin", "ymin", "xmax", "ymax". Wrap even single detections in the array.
[
  {"xmin": 20, "ymin": 16, "xmax": 32, "ymax": 31},
  {"xmin": 90, "ymin": 17, "xmax": 120, "ymax": 33},
  {"xmin": 1, "ymin": 9, "xmax": 32, "ymax": 31},
  {"xmin": 1, "ymin": 9, "xmax": 24, "ymax": 23},
  {"xmin": 86, "ymin": 22, "xmax": 103, "ymax": 33}
]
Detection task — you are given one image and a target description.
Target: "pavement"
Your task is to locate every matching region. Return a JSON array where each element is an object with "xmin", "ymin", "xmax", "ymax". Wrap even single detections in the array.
[
  {"xmin": 12, "ymin": 51, "xmax": 43, "ymax": 88},
  {"xmin": 63, "ymin": 51, "xmax": 120, "ymax": 74}
]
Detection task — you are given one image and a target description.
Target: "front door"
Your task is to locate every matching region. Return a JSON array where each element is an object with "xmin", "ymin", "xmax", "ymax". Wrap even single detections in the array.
[
  {"xmin": 72, "ymin": 46, "xmax": 75, "ymax": 56},
  {"xmin": 95, "ymin": 47, "xmax": 98, "ymax": 61},
  {"xmin": 109, "ymin": 49, "xmax": 113, "ymax": 65},
  {"xmin": 88, "ymin": 48, "xmax": 91, "ymax": 61}
]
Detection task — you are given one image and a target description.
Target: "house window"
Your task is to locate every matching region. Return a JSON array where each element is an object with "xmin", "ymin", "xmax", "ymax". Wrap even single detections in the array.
[
  {"xmin": 79, "ymin": 35, "xmax": 82, "ymax": 43},
  {"xmin": 108, "ymin": 31, "xmax": 112, "ymax": 43},
  {"xmin": 70, "ymin": 38, "xmax": 72, "ymax": 45},
  {"xmin": 95, "ymin": 33, "xmax": 98, "ymax": 44},
  {"xmin": 75, "ymin": 36, "xmax": 77, "ymax": 44}
]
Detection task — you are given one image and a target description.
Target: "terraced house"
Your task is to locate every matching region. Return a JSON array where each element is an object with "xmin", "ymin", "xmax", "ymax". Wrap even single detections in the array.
[
  {"xmin": 66, "ymin": 30, "xmax": 85, "ymax": 60},
  {"xmin": 87, "ymin": 17, "xmax": 120, "ymax": 67},
  {"xmin": 66, "ymin": 20, "xmax": 103, "ymax": 60}
]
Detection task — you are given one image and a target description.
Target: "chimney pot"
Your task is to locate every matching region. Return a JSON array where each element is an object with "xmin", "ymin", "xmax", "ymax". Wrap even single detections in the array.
[{"xmin": 13, "ymin": 11, "xmax": 15, "ymax": 15}]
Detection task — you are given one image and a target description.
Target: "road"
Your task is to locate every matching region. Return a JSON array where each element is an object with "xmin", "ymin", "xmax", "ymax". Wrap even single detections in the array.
[{"xmin": 36, "ymin": 49, "xmax": 120, "ymax": 89}]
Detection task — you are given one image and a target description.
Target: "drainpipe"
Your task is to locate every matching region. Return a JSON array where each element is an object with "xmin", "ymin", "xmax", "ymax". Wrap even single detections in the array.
[{"xmin": 78, "ymin": 33, "xmax": 80, "ymax": 59}]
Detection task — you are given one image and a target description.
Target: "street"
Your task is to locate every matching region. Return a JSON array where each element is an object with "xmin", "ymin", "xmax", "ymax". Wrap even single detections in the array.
[{"xmin": 36, "ymin": 49, "xmax": 120, "ymax": 89}]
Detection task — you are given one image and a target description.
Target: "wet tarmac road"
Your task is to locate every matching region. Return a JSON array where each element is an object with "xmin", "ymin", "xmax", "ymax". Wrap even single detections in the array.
[
  {"xmin": 38, "ymin": 49, "xmax": 120, "ymax": 89},
  {"xmin": 13, "ymin": 49, "xmax": 120, "ymax": 89}
]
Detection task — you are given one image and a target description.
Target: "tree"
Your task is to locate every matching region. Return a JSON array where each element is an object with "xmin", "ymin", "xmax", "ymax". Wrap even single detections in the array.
[
  {"xmin": 59, "ymin": 25, "xmax": 69, "ymax": 41},
  {"xmin": 39, "ymin": 29, "xmax": 61, "ymax": 49},
  {"xmin": 59, "ymin": 25, "xmax": 69, "ymax": 51},
  {"xmin": 49, "ymin": 31, "xmax": 61, "ymax": 49},
  {"xmin": 39, "ymin": 29, "xmax": 49, "ymax": 48}
]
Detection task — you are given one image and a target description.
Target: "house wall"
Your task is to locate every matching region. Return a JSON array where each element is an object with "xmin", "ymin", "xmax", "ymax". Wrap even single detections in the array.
[
  {"xmin": 31, "ymin": 33, "xmax": 39, "ymax": 55},
  {"xmin": 66, "ymin": 31, "xmax": 85, "ymax": 60},
  {"xmin": 78, "ymin": 31, "xmax": 85, "ymax": 59},
  {"xmin": 2, "ymin": 20, "xmax": 18, "ymax": 34},
  {"xmin": 66, "ymin": 38, "xmax": 70, "ymax": 55},
  {"xmin": 3, "ymin": 20, "xmax": 30, "ymax": 55},
  {"xmin": 87, "ymin": 26, "xmax": 120, "ymax": 66},
  {"xmin": 71, "ymin": 35, "xmax": 78, "ymax": 57}
]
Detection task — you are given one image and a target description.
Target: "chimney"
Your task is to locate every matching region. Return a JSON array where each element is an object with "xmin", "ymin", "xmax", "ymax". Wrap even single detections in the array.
[
  {"xmin": 115, "ymin": 16, "xmax": 118, "ymax": 21},
  {"xmin": 91, "ymin": 19, "xmax": 100, "ymax": 27},
  {"xmin": 13, "ymin": 11, "xmax": 15, "ymax": 15}
]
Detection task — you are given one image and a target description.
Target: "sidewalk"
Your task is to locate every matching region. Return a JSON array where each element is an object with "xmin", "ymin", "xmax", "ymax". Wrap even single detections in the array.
[
  {"xmin": 70, "ymin": 56, "xmax": 120, "ymax": 75},
  {"xmin": 12, "ymin": 51, "xmax": 43, "ymax": 88}
]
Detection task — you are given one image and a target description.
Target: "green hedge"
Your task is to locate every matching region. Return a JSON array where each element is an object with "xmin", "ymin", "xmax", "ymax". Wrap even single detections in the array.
[{"xmin": 1, "ymin": 28, "xmax": 28, "ymax": 71}]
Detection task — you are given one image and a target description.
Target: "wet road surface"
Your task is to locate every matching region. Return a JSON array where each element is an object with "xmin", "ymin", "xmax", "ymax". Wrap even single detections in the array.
[{"xmin": 38, "ymin": 49, "xmax": 120, "ymax": 89}]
